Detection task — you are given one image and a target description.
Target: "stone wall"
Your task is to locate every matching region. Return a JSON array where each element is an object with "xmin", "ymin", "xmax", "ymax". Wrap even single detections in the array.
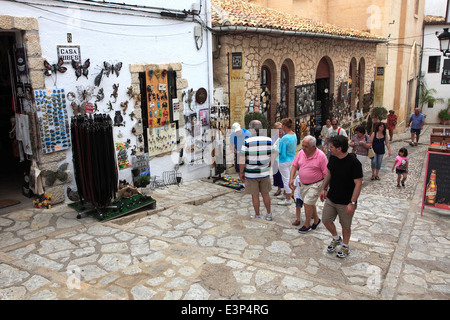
[{"xmin": 213, "ymin": 33, "xmax": 377, "ymax": 126}]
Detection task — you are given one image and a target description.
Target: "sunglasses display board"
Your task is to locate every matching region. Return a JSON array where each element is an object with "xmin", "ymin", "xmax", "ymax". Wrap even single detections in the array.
[{"xmin": 35, "ymin": 89, "xmax": 71, "ymax": 154}]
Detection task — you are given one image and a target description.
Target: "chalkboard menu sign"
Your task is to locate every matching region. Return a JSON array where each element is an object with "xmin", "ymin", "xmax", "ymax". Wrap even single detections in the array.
[{"xmin": 421, "ymin": 152, "xmax": 450, "ymax": 215}]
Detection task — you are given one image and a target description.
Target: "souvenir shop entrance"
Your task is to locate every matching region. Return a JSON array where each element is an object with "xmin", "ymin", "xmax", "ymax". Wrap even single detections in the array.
[{"xmin": 0, "ymin": 32, "xmax": 33, "ymax": 211}]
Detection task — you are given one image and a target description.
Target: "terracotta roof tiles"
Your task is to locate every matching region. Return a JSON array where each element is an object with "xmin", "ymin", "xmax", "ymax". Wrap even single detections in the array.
[{"xmin": 211, "ymin": 0, "xmax": 385, "ymax": 41}]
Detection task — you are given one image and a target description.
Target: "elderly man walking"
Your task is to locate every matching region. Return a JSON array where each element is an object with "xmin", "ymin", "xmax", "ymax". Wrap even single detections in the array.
[
  {"xmin": 289, "ymin": 135, "xmax": 328, "ymax": 233},
  {"xmin": 239, "ymin": 120, "xmax": 273, "ymax": 221}
]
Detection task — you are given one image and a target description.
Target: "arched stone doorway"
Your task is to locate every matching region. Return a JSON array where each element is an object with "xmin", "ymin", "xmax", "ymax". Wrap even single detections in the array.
[
  {"xmin": 260, "ymin": 59, "xmax": 277, "ymax": 125},
  {"xmin": 349, "ymin": 57, "xmax": 357, "ymax": 110},
  {"xmin": 358, "ymin": 57, "xmax": 366, "ymax": 112},
  {"xmin": 315, "ymin": 56, "xmax": 334, "ymax": 125}
]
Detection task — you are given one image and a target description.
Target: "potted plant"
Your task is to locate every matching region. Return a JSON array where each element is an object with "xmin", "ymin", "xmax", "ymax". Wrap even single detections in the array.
[
  {"xmin": 371, "ymin": 106, "xmax": 388, "ymax": 122},
  {"xmin": 438, "ymin": 109, "xmax": 450, "ymax": 125},
  {"xmin": 244, "ymin": 112, "xmax": 270, "ymax": 132}
]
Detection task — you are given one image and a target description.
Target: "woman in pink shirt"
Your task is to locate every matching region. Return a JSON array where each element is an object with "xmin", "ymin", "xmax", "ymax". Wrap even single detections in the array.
[{"xmin": 289, "ymin": 135, "xmax": 328, "ymax": 233}]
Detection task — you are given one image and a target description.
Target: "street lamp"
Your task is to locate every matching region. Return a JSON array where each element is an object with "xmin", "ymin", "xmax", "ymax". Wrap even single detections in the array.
[{"xmin": 437, "ymin": 28, "xmax": 450, "ymax": 57}]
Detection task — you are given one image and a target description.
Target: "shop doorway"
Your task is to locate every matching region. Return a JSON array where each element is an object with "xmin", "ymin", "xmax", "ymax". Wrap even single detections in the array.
[
  {"xmin": 315, "ymin": 57, "xmax": 333, "ymax": 126},
  {"xmin": 0, "ymin": 33, "xmax": 32, "ymax": 212}
]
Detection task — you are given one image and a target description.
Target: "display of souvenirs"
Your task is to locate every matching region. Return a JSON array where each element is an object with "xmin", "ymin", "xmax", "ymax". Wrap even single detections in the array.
[
  {"xmin": 146, "ymin": 69, "xmax": 170, "ymax": 127},
  {"xmin": 147, "ymin": 123, "xmax": 177, "ymax": 158},
  {"xmin": 33, "ymin": 193, "xmax": 52, "ymax": 209},
  {"xmin": 35, "ymin": 89, "xmax": 71, "ymax": 154},
  {"xmin": 215, "ymin": 175, "xmax": 243, "ymax": 190},
  {"xmin": 131, "ymin": 153, "xmax": 150, "ymax": 187}
]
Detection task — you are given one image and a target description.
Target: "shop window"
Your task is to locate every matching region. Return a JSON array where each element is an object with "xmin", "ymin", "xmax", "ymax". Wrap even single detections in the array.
[{"xmin": 428, "ymin": 56, "xmax": 440, "ymax": 73}]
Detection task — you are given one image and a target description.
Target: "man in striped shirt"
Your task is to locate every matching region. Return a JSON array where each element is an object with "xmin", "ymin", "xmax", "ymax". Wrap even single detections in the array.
[{"xmin": 239, "ymin": 120, "xmax": 273, "ymax": 221}]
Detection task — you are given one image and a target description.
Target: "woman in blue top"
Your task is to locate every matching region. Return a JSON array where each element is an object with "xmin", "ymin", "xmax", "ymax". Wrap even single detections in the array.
[
  {"xmin": 370, "ymin": 122, "xmax": 391, "ymax": 181},
  {"xmin": 277, "ymin": 118, "xmax": 297, "ymax": 205}
]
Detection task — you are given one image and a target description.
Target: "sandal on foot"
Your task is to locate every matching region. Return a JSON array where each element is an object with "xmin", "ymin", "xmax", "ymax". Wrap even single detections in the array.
[
  {"xmin": 292, "ymin": 220, "xmax": 300, "ymax": 226},
  {"xmin": 375, "ymin": 176, "xmax": 380, "ymax": 180},
  {"xmin": 371, "ymin": 176, "xmax": 375, "ymax": 180}
]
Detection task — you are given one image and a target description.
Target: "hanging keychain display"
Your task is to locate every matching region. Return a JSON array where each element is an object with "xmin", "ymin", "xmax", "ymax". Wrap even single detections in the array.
[
  {"xmin": 35, "ymin": 89, "xmax": 71, "ymax": 154},
  {"xmin": 146, "ymin": 69, "xmax": 170, "ymax": 127}
]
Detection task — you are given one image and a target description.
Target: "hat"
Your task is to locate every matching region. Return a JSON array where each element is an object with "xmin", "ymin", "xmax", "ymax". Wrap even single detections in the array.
[{"xmin": 231, "ymin": 122, "xmax": 241, "ymax": 133}]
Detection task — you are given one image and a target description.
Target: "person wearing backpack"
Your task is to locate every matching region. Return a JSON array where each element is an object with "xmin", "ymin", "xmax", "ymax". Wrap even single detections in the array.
[{"xmin": 323, "ymin": 119, "xmax": 348, "ymax": 158}]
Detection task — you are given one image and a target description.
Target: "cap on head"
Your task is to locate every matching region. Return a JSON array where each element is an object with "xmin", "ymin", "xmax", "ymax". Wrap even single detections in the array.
[{"xmin": 232, "ymin": 122, "xmax": 241, "ymax": 133}]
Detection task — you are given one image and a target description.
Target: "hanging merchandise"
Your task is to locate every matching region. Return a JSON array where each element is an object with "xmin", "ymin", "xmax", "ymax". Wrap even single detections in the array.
[
  {"xmin": 70, "ymin": 114, "xmax": 118, "ymax": 217},
  {"xmin": 116, "ymin": 139, "xmax": 132, "ymax": 170},
  {"xmin": 15, "ymin": 113, "xmax": 33, "ymax": 156},
  {"xmin": 146, "ymin": 69, "xmax": 170, "ymax": 127},
  {"xmin": 72, "ymin": 58, "xmax": 90, "ymax": 80},
  {"xmin": 94, "ymin": 61, "xmax": 122, "ymax": 86},
  {"xmin": 35, "ymin": 89, "xmax": 71, "ymax": 154},
  {"xmin": 66, "ymin": 86, "xmax": 95, "ymax": 115},
  {"xmin": 196, "ymin": 87, "xmax": 207, "ymax": 105},
  {"xmin": 111, "ymin": 83, "xmax": 119, "ymax": 103},
  {"xmin": 147, "ymin": 123, "xmax": 177, "ymax": 157},
  {"xmin": 43, "ymin": 58, "xmax": 67, "ymax": 86},
  {"xmin": 95, "ymin": 88, "xmax": 105, "ymax": 102}
]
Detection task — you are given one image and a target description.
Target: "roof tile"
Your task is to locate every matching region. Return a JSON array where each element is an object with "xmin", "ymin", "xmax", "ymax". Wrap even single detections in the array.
[{"xmin": 211, "ymin": 0, "xmax": 385, "ymax": 41}]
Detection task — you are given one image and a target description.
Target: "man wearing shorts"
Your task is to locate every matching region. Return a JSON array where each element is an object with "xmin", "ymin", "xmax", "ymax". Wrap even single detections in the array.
[
  {"xmin": 289, "ymin": 135, "xmax": 328, "ymax": 233},
  {"xmin": 407, "ymin": 108, "xmax": 425, "ymax": 146},
  {"xmin": 320, "ymin": 135, "xmax": 363, "ymax": 258},
  {"xmin": 239, "ymin": 120, "xmax": 273, "ymax": 221}
]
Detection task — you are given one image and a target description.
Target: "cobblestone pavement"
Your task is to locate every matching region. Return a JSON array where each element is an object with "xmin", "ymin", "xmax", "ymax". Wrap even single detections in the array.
[{"xmin": 0, "ymin": 125, "xmax": 449, "ymax": 300}]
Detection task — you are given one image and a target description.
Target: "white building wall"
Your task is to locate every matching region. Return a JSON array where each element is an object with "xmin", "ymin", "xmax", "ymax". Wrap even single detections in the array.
[
  {"xmin": 421, "ymin": 23, "xmax": 450, "ymax": 123},
  {"xmin": 1, "ymin": 0, "xmax": 214, "ymax": 196}
]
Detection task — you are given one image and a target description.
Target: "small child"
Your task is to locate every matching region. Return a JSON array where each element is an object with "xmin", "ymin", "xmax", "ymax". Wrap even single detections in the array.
[
  {"xmin": 292, "ymin": 176, "xmax": 304, "ymax": 226},
  {"xmin": 392, "ymin": 147, "xmax": 409, "ymax": 188}
]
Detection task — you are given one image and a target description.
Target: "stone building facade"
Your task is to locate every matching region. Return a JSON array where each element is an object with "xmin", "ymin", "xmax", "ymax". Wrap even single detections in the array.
[
  {"xmin": 213, "ymin": 32, "xmax": 379, "ymax": 129},
  {"xmin": 211, "ymin": 0, "xmax": 386, "ymax": 141}
]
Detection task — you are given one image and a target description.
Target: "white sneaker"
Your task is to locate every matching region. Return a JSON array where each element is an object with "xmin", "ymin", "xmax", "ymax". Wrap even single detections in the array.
[
  {"xmin": 276, "ymin": 195, "xmax": 285, "ymax": 199},
  {"xmin": 250, "ymin": 214, "xmax": 261, "ymax": 219},
  {"xmin": 277, "ymin": 199, "xmax": 291, "ymax": 206}
]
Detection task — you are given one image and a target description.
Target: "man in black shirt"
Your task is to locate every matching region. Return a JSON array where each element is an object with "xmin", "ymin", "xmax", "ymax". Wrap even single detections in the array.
[{"xmin": 320, "ymin": 135, "xmax": 363, "ymax": 258}]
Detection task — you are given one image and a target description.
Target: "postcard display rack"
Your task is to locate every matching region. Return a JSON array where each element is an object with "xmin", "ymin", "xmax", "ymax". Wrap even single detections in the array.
[
  {"xmin": 35, "ymin": 89, "xmax": 71, "ymax": 154},
  {"xmin": 145, "ymin": 69, "xmax": 177, "ymax": 158}
]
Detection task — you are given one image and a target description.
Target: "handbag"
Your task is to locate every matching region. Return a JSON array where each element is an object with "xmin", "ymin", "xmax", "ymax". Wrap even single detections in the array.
[{"xmin": 368, "ymin": 147, "xmax": 375, "ymax": 159}]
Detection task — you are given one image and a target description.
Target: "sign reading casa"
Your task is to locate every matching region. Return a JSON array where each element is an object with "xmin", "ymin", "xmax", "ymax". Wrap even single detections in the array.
[{"xmin": 57, "ymin": 45, "xmax": 81, "ymax": 64}]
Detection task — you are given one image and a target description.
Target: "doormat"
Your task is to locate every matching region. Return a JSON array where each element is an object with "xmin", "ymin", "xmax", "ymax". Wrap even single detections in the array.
[
  {"xmin": 214, "ymin": 175, "xmax": 244, "ymax": 190},
  {"xmin": 68, "ymin": 194, "xmax": 156, "ymax": 222},
  {"xmin": 0, "ymin": 199, "xmax": 21, "ymax": 209}
]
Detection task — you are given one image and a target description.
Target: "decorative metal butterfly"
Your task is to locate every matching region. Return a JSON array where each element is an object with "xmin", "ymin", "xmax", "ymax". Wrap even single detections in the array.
[
  {"xmin": 93, "ymin": 61, "xmax": 122, "ymax": 87},
  {"xmin": 72, "ymin": 58, "xmax": 90, "ymax": 80},
  {"xmin": 43, "ymin": 58, "xmax": 67, "ymax": 76},
  {"xmin": 103, "ymin": 61, "xmax": 122, "ymax": 77}
]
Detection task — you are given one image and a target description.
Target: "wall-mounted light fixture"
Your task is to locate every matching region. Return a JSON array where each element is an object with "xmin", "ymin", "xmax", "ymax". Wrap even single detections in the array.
[{"xmin": 437, "ymin": 28, "xmax": 450, "ymax": 57}]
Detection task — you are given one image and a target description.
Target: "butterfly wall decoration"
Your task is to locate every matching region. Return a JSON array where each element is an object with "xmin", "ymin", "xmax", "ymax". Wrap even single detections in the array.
[
  {"xmin": 104, "ymin": 61, "xmax": 122, "ymax": 77},
  {"xmin": 43, "ymin": 58, "xmax": 67, "ymax": 76},
  {"xmin": 94, "ymin": 61, "xmax": 123, "ymax": 87},
  {"xmin": 72, "ymin": 58, "xmax": 90, "ymax": 80}
]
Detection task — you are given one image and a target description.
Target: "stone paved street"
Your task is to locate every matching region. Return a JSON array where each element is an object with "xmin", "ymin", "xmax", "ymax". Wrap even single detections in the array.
[{"xmin": 0, "ymin": 125, "xmax": 449, "ymax": 300}]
